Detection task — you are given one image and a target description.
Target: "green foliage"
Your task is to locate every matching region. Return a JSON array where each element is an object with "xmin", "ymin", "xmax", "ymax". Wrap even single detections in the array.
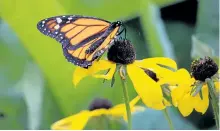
[
  {"xmin": 39, "ymin": 83, "xmax": 64, "ymax": 129},
  {"xmin": 0, "ymin": 40, "xmax": 27, "ymax": 88},
  {"xmin": 0, "ymin": 88, "xmax": 28, "ymax": 129},
  {"xmin": 192, "ymin": 0, "xmax": 219, "ymax": 61},
  {"xmin": 132, "ymin": 107, "xmax": 197, "ymax": 130},
  {"xmin": 1, "ymin": 0, "xmax": 217, "ymax": 129}
]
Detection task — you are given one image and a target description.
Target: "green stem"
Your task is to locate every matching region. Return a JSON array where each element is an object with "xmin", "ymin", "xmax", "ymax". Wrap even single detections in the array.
[
  {"xmin": 119, "ymin": 71, "xmax": 132, "ymax": 130},
  {"xmin": 206, "ymin": 78, "xmax": 219, "ymax": 129},
  {"xmin": 162, "ymin": 108, "xmax": 174, "ymax": 130}
]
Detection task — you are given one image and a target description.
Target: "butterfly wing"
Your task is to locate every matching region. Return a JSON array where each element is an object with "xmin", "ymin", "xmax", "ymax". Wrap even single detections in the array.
[
  {"xmin": 37, "ymin": 15, "xmax": 121, "ymax": 68},
  {"xmin": 63, "ymin": 23, "xmax": 120, "ymax": 68},
  {"xmin": 37, "ymin": 15, "xmax": 111, "ymax": 48}
]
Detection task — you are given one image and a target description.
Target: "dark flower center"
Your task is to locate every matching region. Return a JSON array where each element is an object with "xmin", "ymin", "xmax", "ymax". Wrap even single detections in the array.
[
  {"xmin": 88, "ymin": 98, "xmax": 113, "ymax": 111},
  {"xmin": 107, "ymin": 39, "xmax": 136, "ymax": 65},
  {"xmin": 191, "ymin": 56, "xmax": 218, "ymax": 81},
  {"xmin": 143, "ymin": 68, "xmax": 159, "ymax": 82}
]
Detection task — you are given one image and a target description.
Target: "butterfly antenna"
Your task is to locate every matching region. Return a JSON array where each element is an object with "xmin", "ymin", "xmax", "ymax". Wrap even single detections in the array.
[{"xmin": 116, "ymin": 25, "xmax": 126, "ymax": 39}]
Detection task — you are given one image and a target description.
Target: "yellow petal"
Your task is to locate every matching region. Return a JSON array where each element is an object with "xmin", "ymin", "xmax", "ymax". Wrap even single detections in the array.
[
  {"xmin": 134, "ymin": 60, "xmax": 179, "ymax": 86},
  {"xmin": 159, "ymin": 69, "xmax": 191, "ymax": 86},
  {"xmin": 93, "ymin": 63, "xmax": 116, "ymax": 80},
  {"xmin": 108, "ymin": 103, "xmax": 126, "ymax": 116},
  {"xmin": 123, "ymin": 105, "xmax": 145, "ymax": 121},
  {"xmin": 194, "ymin": 85, "xmax": 209, "ymax": 114},
  {"xmin": 151, "ymin": 101, "xmax": 166, "ymax": 109},
  {"xmin": 171, "ymin": 85, "xmax": 191, "ymax": 106},
  {"xmin": 109, "ymin": 96, "xmax": 143, "ymax": 121},
  {"xmin": 178, "ymin": 94, "xmax": 194, "ymax": 117},
  {"xmin": 127, "ymin": 64, "xmax": 165, "ymax": 110},
  {"xmin": 51, "ymin": 110, "xmax": 91, "ymax": 130},
  {"xmin": 135, "ymin": 57, "xmax": 177, "ymax": 70},
  {"xmin": 72, "ymin": 60, "xmax": 116, "ymax": 86},
  {"xmin": 92, "ymin": 60, "xmax": 116, "ymax": 71},
  {"xmin": 129, "ymin": 96, "xmax": 141, "ymax": 107},
  {"xmin": 90, "ymin": 109, "xmax": 109, "ymax": 117},
  {"xmin": 73, "ymin": 67, "xmax": 90, "ymax": 87},
  {"xmin": 109, "ymin": 96, "xmax": 141, "ymax": 117}
]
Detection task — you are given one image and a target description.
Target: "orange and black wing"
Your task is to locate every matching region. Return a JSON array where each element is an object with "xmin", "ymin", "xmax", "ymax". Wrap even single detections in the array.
[{"xmin": 37, "ymin": 15, "xmax": 121, "ymax": 68}]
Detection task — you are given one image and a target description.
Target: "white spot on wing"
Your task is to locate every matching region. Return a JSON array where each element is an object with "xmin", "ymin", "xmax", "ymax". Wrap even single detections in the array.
[
  {"xmin": 56, "ymin": 18, "xmax": 62, "ymax": 23},
  {"xmin": 54, "ymin": 25, "xmax": 60, "ymax": 30},
  {"xmin": 68, "ymin": 17, "xmax": 72, "ymax": 20},
  {"xmin": 42, "ymin": 21, "xmax": 45, "ymax": 24}
]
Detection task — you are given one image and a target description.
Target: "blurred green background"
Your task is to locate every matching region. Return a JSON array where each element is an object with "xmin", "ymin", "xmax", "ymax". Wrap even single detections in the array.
[{"xmin": 0, "ymin": 0, "xmax": 218, "ymax": 129}]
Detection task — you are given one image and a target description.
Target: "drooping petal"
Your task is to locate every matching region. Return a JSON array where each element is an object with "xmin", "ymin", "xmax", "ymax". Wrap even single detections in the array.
[
  {"xmin": 127, "ymin": 64, "xmax": 165, "ymax": 110},
  {"xmin": 93, "ymin": 63, "xmax": 116, "ymax": 80},
  {"xmin": 51, "ymin": 110, "xmax": 91, "ymax": 130},
  {"xmin": 178, "ymin": 94, "xmax": 194, "ymax": 117},
  {"xmin": 72, "ymin": 60, "xmax": 116, "ymax": 86},
  {"xmin": 171, "ymin": 86, "xmax": 187, "ymax": 107},
  {"xmin": 135, "ymin": 57, "xmax": 177, "ymax": 70},
  {"xmin": 73, "ymin": 67, "xmax": 90, "ymax": 87},
  {"xmin": 194, "ymin": 85, "xmax": 209, "ymax": 114}
]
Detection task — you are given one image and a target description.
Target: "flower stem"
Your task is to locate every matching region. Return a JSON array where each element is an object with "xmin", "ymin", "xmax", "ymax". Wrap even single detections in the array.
[
  {"xmin": 162, "ymin": 108, "xmax": 174, "ymax": 130},
  {"xmin": 119, "ymin": 68, "xmax": 132, "ymax": 130},
  {"xmin": 206, "ymin": 78, "xmax": 219, "ymax": 129}
]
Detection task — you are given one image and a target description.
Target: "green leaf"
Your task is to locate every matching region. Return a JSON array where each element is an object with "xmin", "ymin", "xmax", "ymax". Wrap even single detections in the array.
[
  {"xmin": 157, "ymin": 64, "xmax": 177, "ymax": 72},
  {"xmin": 111, "ymin": 74, "xmax": 115, "ymax": 87},
  {"xmin": 39, "ymin": 82, "xmax": 64, "ymax": 129},
  {"xmin": 164, "ymin": 20, "xmax": 194, "ymax": 69},
  {"xmin": 139, "ymin": 0, "xmax": 175, "ymax": 58},
  {"xmin": 161, "ymin": 85, "xmax": 173, "ymax": 105},
  {"xmin": 192, "ymin": 82, "xmax": 203, "ymax": 97},
  {"xmin": 199, "ymin": 90, "xmax": 203, "ymax": 100},
  {"xmin": 132, "ymin": 107, "xmax": 197, "ymax": 129},
  {"xmin": 58, "ymin": 0, "xmax": 182, "ymax": 22},
  {"xmin": 192, "ymin": 0, "xmax": 219, "ymax": 62},
  {"xmin": 0, "ymin": 23, "xmax": 28, "ymax": 88},
  {"xmin": 0, "ymin": 88, "xmax": 28, "ymax": 129}
]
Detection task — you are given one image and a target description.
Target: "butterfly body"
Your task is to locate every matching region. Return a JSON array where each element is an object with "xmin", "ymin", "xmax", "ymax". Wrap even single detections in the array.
[{"xmin": 37, "ymin": 15, "xmax": 123, "ymax": 68}]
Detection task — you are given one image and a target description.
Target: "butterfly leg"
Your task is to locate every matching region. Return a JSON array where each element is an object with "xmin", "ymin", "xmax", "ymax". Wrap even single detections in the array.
[{"xmin": 116, "ymin": 26, "xmax": 126, "ymax": 39}]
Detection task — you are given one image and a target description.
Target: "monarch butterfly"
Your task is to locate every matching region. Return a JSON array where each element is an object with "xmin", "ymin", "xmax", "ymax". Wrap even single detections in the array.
[{"xmin": 37, "ymin": 15, "xmax": 125, "ymax": 68}]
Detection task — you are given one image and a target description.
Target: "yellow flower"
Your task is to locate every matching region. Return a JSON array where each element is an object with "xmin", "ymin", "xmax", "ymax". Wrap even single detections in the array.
[
  {"xmin": 51, "ymin": 96, "xmax": 143, "ymax": 130},
  {"xmin": 73, "ymin": 57, "xmax": 177, "ymax": 110},
  {"xmin": 170, "ymin": 57, "xmax": 220, "ymax": 117}
]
